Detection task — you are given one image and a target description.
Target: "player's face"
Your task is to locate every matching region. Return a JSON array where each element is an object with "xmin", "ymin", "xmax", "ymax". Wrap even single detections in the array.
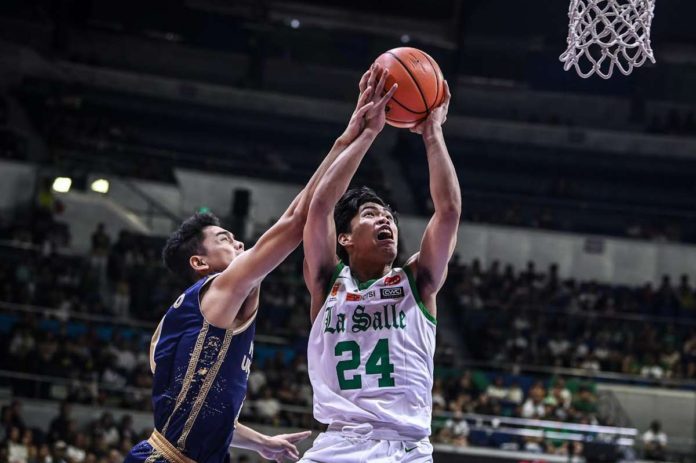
[
  {"xmin": 199, "ymin": 226, "xmax": 245, "ymax": 272},
  {"xmin": 346, "ymin": 202, "xmax": 398, "ymax": 263}
]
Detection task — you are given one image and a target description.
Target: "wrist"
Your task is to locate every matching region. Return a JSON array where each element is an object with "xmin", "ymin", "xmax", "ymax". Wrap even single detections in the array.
[
  {"xmin": 334, "ymin": 133, "xmax": 351, "ymax": 149},
  {"xmin": 422, "ymin": 124, "xmax": 443, "ymax": 142},
  {"xmin": 358, "ymin": 127, "xmax": 381, "ymax": 141}
]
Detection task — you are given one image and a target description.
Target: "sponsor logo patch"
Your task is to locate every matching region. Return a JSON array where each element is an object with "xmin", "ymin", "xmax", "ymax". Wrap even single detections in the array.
[
  {"xmin": 330, "ymin": 282, "xmax": 341, "ymax": 297},
  {"xmin": 346, "ymin": 293, "xmax": 361, "ymax": 302},
  {"xmin": 381, "ymin": 287, "xmax": 404, "ymax": 299},
  {"xmin": 384, "ymin": 275, "xmax": 401, "ymax": 286}
]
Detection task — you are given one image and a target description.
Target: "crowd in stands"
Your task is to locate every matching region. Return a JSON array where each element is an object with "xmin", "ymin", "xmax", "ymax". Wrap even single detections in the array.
[
  {"xmin": 431, "ymin": 373, "xmax": 600, "ymax": 456},
  {"xmin": 442, "ymin": 256, "xmax": 696, "ymax": 380},
  {"xmin": 0, "ymin": 213, "xmax": 180, "ymax": 323},
  {"xmin": 1, "ymin": 399, "xmax": 143, "ymax": 463}
]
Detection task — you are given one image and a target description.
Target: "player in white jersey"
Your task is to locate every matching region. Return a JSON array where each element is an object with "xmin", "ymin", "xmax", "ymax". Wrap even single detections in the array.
[{"xmin": 300, "ymin": 73, "xmax": 460, "ymax": 462}]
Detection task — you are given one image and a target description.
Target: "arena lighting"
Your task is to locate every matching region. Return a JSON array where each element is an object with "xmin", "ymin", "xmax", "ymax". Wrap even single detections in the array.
[
  {"xmin": 90, "ymin": 178, "xmax": 110, "ymax": 194},
  {"xmin": 290, "ymin": 18, "xmax": 300, "ymax": 29},
  {"xmin": 52, "ymin": 177, "xmax": 72, "ymax": 193},
  {"xmin": 400, "ymin": 34, "xmax": 411, "ymax": 44}
]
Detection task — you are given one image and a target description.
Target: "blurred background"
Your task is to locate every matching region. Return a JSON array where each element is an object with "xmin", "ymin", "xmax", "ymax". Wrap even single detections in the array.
[{"xmin": 0, "ymin": 0, "xmax": 695, "ymax": 462}]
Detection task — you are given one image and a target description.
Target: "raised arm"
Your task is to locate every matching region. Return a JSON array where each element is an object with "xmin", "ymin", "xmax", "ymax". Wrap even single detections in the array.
[
  {"xmin": 304, "ymin": 67, "xmax": 397, "ymax": 321},
  {"xmin": 407, "ymin": 81, "xmax": 461, "ymax": 315},
  {"xmin": 201, "ymin": 69, "xmax": 383, "ymax": 329}
]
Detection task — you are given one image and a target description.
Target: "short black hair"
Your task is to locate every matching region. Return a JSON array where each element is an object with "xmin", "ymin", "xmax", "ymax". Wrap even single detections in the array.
[
  {"xmin": 333, "ymin": 186, "xmax": 397, "ymax": 265},
  {"xmin": 162, "ymin": 212, "xmax": 221, "ymax": 283}
]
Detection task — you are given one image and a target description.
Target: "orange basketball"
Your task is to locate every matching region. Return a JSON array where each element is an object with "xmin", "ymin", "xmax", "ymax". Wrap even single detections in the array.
[{"xmin": 374, "ymin": 47, "xmax": 445, "ymax": 128}]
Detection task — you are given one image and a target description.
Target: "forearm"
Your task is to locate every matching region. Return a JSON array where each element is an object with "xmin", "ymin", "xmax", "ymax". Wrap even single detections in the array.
[
  {"xmin": 293, "ymin": 135, "xmax": 354, "ymax": 218},
  {"xmin": 230, "ymin": 422, "xmax": 269, "ymax": 452},
  {"xmin": 423, "ymin": 126, "xmax": 461, "ymax": 214},
  {"xmin": 311, "ymin": 128, "xmax": 379, "ymax": 211}
]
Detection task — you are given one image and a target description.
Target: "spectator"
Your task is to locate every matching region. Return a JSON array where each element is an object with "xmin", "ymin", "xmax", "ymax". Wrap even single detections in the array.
[
  {"xmin": 486, "ymin": 377, "xmax": 508, "ymax": 401},
  {"xmin": 572, "ymin": 385, "xmax": 598, "ymax": 416},
  {"xmin": 642, "ymin": 420, "xmax": 667, "ymax": 461},
  {"xmin": 5, "ymin": 426, "xmax": 27, "ymax": 463},
  {"xmin": 548, "ymin": 377, "xmax": 571, "ymax": 410},
  {"xmin": 507, "ymin": 381, "xmax": 524, "ymax": 405},
  {"xmin": 52, "ymin": 440, "xmax": 69, "ymax": 463},
  {"xmin": 255, "ymin": 387, "xmax": 281, "ymax": 425},
  {"xmin": 49, "ymin": 401, "xmax": 73, "ymax": 443},
  {"xmin": 521, "ymin": 384, "xmax": 546, "ymax": 419},
  {"xmin": 640, "ymin": 354, "xmax": 665, "ymax": 379},
  {"xmin": 93, "ymin": 413, "xmax": 119, "ymax": 447}
]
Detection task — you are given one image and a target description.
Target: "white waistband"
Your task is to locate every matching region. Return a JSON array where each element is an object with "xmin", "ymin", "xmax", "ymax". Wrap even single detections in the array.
[{"xmin": 326, "ymin": 423, "xmax": 428, "ymax": 442}]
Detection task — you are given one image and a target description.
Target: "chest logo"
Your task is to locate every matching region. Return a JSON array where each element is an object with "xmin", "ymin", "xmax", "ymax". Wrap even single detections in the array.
[
  {"xmin": 384, "ymin": 275, "xmax": 401, "ymax": 286},
  {"xmin": 380, "ymin": 287, "xmax": 404, "ymax": 299}
]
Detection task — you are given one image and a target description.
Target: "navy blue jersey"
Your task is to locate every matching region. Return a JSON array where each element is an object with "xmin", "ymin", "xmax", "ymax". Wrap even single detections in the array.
[{"xmin": 148, "ymin": 274, "xmax": 256, "ymax": 463}]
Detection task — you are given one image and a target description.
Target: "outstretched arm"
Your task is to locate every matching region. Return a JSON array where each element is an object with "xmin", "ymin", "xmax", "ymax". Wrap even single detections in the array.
[
  {"xmin": 231, "ymin": 421, "xmax": 311, "ymax": 462},
  {"xmin": 303, "ymin": 67, "xmax": 398, "ymax": 322},
  {"xmin": 407, "ymin": 81, "xmax": 461, "ymax": 315},
  {"xmin": 201, "ymin": 69, "xmax": 381, "ymax": 329}
]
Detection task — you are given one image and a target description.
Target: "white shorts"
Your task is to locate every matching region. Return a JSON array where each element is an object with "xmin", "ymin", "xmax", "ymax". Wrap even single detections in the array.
[{"xmin": 299, "ymin": 424, "xmax": 433, "ymax": 463}]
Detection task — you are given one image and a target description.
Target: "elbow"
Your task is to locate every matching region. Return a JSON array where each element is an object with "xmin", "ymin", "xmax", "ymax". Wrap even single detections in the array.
[
  {"xmin": 438, "ymin": 197, "xmax": 462, "ymax": 220},
  {"xmin": 307, "ymin": 195, "xmax": 333, "ymax": 220}
]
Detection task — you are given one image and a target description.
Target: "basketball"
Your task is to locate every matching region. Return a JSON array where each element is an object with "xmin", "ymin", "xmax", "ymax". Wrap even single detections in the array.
[{"xmin": 374, "ymin": 47, "xmax": 445, "ymax": 128}]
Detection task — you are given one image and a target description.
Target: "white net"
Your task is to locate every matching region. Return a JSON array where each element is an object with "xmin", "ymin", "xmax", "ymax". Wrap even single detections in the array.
[{"xmin": 560, "ymin": 0, "xmax": 656, "ymax": 79}]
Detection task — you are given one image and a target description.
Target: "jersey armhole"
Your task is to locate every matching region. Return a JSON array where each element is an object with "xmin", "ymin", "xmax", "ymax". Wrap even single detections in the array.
[
  {"xmin": 324, "ymin": 261, "xmax": 345, "ymax": 296},
  {"xmin": 403, "ymin": 266, "xmax": 437, "ymax": 326}
]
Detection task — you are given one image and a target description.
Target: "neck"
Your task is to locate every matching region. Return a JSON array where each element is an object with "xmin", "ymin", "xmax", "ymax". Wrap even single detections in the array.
[{"xmin": 348, "ymin": 258, "xmax": 392, "ymax": 283}]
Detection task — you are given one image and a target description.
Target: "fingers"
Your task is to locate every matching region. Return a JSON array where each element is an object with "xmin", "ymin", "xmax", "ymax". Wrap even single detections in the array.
[
  {"xmin": 442, "ymin": 79, "xmax": 451, "ymax": 110},
  {"xmin": 354, "ymin": 101, "xmax": 374, "ymax": 119},
  {"xmin": 376, "ymin": 83, "xmax": 398, "ymax": 108},
  {"xmin": 366, "ymin": 64, "xmax": 378, "ymax": 95},
  {"xmin": 409, "ymin": 124, "xmax": 424, "ymax": 135},
  {"xmin": 358, "ymin": 68, "xmax": 372, "ymax": 93},
  {"xmin": 374, "ymin": 67, "xmax": 389, "ymax": 98},
  {"xmin": 356, "ymin": 84, "xmax": 373, "ymax": 110},
  {"xmin": 283, "ymin": 430, "xmax": 312, "ymax": 443},
  {"xmin": 283, "ymin": 440, "xmax": 300, "ymax": 461}
]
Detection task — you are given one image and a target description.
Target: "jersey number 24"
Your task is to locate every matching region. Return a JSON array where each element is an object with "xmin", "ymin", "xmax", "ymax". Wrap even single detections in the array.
[{"xmin": 334, "ymin": 338, "xmax": 395, "ymax": 390}]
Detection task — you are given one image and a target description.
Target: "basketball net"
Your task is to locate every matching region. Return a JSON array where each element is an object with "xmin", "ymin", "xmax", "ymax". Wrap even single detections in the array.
[{"xmin": 560, "ymin": 0, "xmax": 656, "ymax": 79}]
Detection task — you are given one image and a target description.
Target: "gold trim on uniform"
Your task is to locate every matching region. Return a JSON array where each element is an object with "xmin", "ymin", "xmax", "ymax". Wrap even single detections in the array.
[
  {"xmin": 177, "ymin": 328, "xmax": 235, "ymax": 449},
  {"xmin": 147, "ymin": 429, "xmax": 196, "ymax": 463},
  {"xmin": 161, "ymin": 321, "xmax": 210, "ymax": 435},
  {"xmin": 150, "ymin": 317, "xmax": 165, "ymax": 374},
  {"xmin": 232, "ymin": 309, "xmax": 258, "ymax": 335}
]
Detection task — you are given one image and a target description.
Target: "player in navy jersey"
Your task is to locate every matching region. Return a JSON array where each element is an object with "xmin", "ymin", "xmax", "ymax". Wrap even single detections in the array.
[{"xmin": 125, "ymin": 64, "xmax": 397, "ymax": 463}]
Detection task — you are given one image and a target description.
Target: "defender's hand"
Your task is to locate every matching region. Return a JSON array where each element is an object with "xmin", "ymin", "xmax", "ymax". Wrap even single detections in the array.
[
  {"xmin": 257, "ymin": 430, "xmax": 312, "ymax": 462},
  {"xmin": 340, "ymin": 66, "xmax": 377, "ymax": 144},
  {"xmin": 364, "ymin": 64, "xmax": 398, "ymax": 133}
]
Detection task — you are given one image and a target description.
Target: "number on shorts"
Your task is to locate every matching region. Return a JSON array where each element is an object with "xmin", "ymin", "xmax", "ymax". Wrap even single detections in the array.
[{"xmin": 334, "ymin": 338, "xmax": 395, "ymax": 390}]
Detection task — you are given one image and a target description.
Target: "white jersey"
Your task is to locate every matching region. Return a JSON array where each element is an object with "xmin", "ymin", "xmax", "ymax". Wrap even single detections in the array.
[{"xmin": 307, "ymin": 262, "xmax": 437, "ymax": 441}]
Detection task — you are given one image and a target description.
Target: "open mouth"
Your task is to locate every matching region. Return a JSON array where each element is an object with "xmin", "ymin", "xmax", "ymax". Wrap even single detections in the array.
[{"xmin": 376, "ymin": 228, "xmax": 394, "ymax": 241}]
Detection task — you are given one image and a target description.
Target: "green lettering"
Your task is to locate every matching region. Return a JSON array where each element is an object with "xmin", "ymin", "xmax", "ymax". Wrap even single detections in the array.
[
  {"xmin": 382, "ymin": 305, "xmax": 391, "ymax": 329},
  {"xmin": 352, "ymin": 305, "xmax": 371, "ymax": 332},
  {"xmin": 399, "ymin": 310, "xmax": 406, "ymax": 329},
  {"xmin": 372, "ymin": 311, "xmax": 383, "ymax": 330},
  {"xmin": 336, "ymin": 313, "xmax": 346, "ymax": 333},
  {"xmin": 324, "ymin": 306, "xmax": 335, "ymax": 333}
]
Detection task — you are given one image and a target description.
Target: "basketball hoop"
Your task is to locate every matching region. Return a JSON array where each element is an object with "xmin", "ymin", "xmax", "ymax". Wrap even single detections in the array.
[{"xmin": 560, "ymin": 0, "xmax": 656, "ymax": 79}]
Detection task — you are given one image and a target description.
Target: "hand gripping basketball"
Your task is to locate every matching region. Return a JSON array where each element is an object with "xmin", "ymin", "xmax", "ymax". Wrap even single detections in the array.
[{"xmin": 410, "ymin": 80, "xmax": 451, "ymax": 136}]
